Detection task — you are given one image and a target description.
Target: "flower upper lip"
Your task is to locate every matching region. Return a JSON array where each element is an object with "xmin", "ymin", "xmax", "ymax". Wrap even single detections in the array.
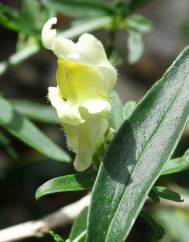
[{"xmin": 42, "ymin": 18, "xmax": 116, "ymax": 68}]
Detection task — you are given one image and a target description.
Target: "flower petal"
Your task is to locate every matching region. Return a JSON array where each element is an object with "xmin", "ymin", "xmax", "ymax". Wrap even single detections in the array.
[
  {"xmin": 48, "ymin": 87, "xmax": 84, "ymax": 125},
  {"xmin": 42, "ymin": 18, "xmax": 116, "ymax": 76},
  {"xmin": 82, "ymin": 99, "xmax": 111, "ymax": 114},
  {"xmin": 56, "ymin": 58, "xmax": 114, "ymax": 102},
  {"xmin": 42, "ymin": 17, "xmax": 57, "ymax": 50},
  {"xmin": 64, "ymin": 115, "xmax": 108, "ymax": 171}
]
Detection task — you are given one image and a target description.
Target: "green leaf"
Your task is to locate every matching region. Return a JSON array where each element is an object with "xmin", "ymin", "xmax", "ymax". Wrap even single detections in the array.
[
  {"xmin": 69, "ymin": 207, "xmax": 88, "ymax": 241},
  {"xmin": 181, "ymin": 22, "xmax": 189, "ymax": 43},
  {"xmin": 0, "ymin": 96, "xmax": 70, "ymax": 162},
  {"xmin": 11, "ymin": 99, "xmax": 59, "ymax": 124},
  {"xmin": 0, "ymin": 3, "xmax": 39, "ymax": 35},
  {"xmin": 36, "ymin": 171, "xmax": 96, "ymax": 199},
  {"xmin": 87, "ymin": 46, "xmax": 189, "ymax": 242},
  {"xmin": 109, "ymin": 90, "xmax": 124, "ymax": 131},
  {"xmin": 124, "ymin": 15, "xmax": 152, "ymax": 64},
  {"xmin": 149, "ymin": 188, "xmax": 160, "ymax": 203},
  {"xmin": 151, "ymin": 186, "xmax": 183, "ymax": 202},
  {"xmin": 21, "ymin": 0, "xmax": 41, "ymax": 29},
  {"xmin": 127, "ymin": 31, "xmax": 143, "ymax": 64},
  {"xmin": 42, "ymin": 0, "xmax": 112, "ymax": 18},
  {"xmin": 161, "ymin": 149, "xmax": 189, "ymax": 175},
  {"xmin": 140, "ymin": 211, "xmax": 165, "ymax": 241},
  {"xmin": 123, "ymin": 101, "xmax": 136, "ymax": 120},
  {"xmin": 125, "ymin": 15, "xmax": 153, "ymax": 33},
  {"xmin": 49, "ymin": 231, "xmax": 65, "ymax": 242}
]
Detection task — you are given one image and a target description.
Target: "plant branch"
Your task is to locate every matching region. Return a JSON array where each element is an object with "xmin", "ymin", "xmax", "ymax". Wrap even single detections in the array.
[
  {"xmin": 0, "ymin": 16, "xmax": 111, "ymax": 77},
  {"xmin": 1, "ymin": 194, "xmax": 189, "ymax": 242},
  {"xmin": 0, "ymin": 194, "xmax": 90, "ymax": 242}
]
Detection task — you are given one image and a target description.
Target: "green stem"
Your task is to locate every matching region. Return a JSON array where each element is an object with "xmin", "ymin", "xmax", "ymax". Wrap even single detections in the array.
[{"xmin": 0, "ymin": 16, "xmax": 112, "ymax": 77}]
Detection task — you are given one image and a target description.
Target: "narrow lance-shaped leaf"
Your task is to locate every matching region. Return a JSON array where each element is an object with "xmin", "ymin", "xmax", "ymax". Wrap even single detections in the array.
[
  {"xmin": 42, "ymin": 0, "xmax": 113, "ymax": 18},
  {"xmin": 87, "ymin": 46, "xmax": 189, "ymax": 242},
  {"xmin": 36, "ymin": 171, "xmax": 96, "ymax": 199},
  {"xmin": 123, "ymin": 100, "xmax": 136, "ymax": 120},
  {"xmin": 35, "ymin": 157, "xmax": 188, "ymax": 202},
  {"xmin": 109, "ymin": 90, "xmax": 124, "ymax": 131},
  {"xmin": 69, "ymin": 207, "xmax": 88, "ymax": 241},
  {"xmin": 11, "ymin": 99, "xmax": 59, "ymax": 124},
  {"xmin": 0, "ymin": 3, "xmax": 39, "ymax": 35},
  {"xmin": 21, "ymin": 0, "xmax": 41, "ymax": 29},
  {"xmin": 150, "ymin": 186, "xmax": 183, "ymax": 202},
  {"xmin": 124, "ymin": 15, "xmax": 153, "ymax": 33},
  {"xmin": 0, "ymin": 96, "xmax": 70, "ymax": 162},
  {"xmin": 161, "ymin": 149, "xmax": 189, "ymax": 175},
  {"xmin": 127, "ymin": 31, "xmax": 143, "ymax": 64}
]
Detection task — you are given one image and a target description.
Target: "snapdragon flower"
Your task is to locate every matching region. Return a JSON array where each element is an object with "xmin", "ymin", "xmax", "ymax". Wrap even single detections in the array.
[{"xmin": 42, "ymin": 17, "xmax": 117, "ymax": 171}]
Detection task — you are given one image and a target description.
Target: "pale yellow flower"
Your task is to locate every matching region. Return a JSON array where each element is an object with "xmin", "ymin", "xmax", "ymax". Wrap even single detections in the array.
[{"xmin": 42, "ymin": 17, "xmax": 117, "ymax": 171}]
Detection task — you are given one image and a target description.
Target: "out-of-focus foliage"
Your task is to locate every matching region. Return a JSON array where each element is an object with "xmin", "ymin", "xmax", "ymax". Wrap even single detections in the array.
[
  {"xmin": 0, "ymin": 2, "xmax": 39, "ymax": 36},
  {"xmin": 0, "ymin": 96, "xmax": 70, "ymax": 162},
  {"xmin": 124, "ymin": 14, "xmax": 152, "ymax": 63},
  {"xmin": 181, "ymin": 22, "xmax": 189, "ymax": 43},
  {"xmin": 42, "ymin": 0, "xmax": 113, "ymax": 18},
  {"xmin": 11, "ymin": 99, "xmax": 59, "ymax": 124},
  {"xmin": 155, "ymin": 209, "xmax": 189, "ymax": 242}
]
